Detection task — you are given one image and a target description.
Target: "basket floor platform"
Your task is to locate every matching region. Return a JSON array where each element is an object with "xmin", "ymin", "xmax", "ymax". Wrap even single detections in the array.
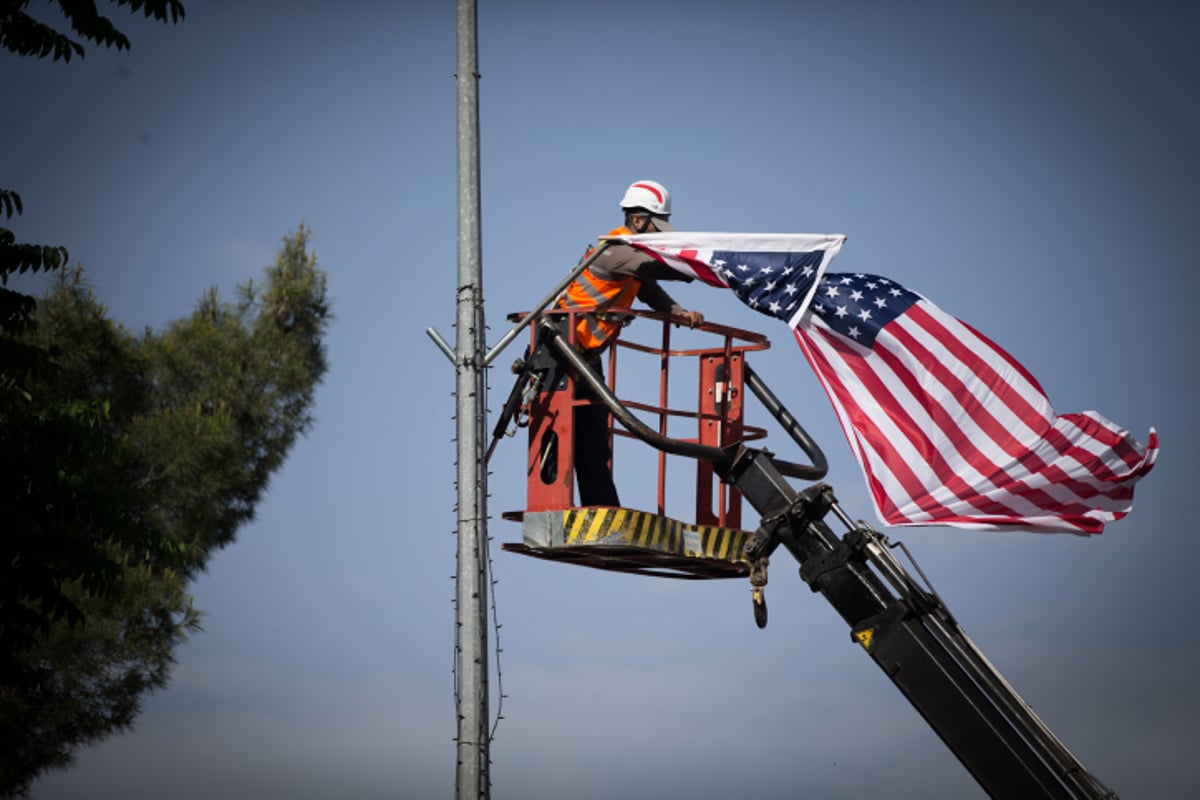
[{"xmin": 501, "ymin": 507, "xmax": 751, "ymax": 580}]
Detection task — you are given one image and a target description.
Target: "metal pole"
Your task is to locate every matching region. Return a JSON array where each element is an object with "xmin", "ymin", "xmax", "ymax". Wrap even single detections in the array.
[{"xmin": 454, "ymin": 0, "xmax": 488, "ymax": 797}]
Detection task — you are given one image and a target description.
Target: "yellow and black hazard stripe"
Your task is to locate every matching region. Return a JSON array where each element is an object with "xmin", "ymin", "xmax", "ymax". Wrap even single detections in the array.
[{"xmin": 561, "ymin": 507, "xmax": 749, "ymax": 565}]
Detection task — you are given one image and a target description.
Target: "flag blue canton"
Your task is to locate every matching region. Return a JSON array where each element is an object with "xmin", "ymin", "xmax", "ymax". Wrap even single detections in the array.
[
  {"xmin": 711, "ymin": 250, "xmax": 825, "ymax": 324},
  {"xmin": 810, "ymin": 273, "xmax": 919, "ymax": 347}
]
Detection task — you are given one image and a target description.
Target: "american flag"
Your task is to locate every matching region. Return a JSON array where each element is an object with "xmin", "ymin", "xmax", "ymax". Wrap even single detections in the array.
[
  {"xmin": 797, "ymin": 272, "xmax": 1158, "ymax": 534},
  {"xmin": 620, "ymin": 232, "xmax": 844, "ymax": 327},
  {"xmin": 623, "ymin": 234, "xmax": 1157, "ymax": 534}
]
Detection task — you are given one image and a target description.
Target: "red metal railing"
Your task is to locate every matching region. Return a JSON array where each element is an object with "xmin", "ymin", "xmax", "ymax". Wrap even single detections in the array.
[{"xmin": 522, "ymin": 309, "xmax": 770, "ymax": 529}]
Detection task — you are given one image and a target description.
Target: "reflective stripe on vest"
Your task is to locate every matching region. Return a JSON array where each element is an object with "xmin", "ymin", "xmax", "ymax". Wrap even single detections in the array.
[{"xmin": 556, "ymin": 226, "xmax": 642, "ymax": 352}]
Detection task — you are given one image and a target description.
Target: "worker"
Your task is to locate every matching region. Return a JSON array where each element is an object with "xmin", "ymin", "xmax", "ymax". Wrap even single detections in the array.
[{"xmin": 555, "ymin": 179, "xmax": 705, "ymax": 507}]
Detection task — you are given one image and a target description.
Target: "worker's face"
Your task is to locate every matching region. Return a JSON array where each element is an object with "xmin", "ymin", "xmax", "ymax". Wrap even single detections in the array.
[{"xmin": 628, "ymin": 213, "xmax": 657, "ymax": 233}]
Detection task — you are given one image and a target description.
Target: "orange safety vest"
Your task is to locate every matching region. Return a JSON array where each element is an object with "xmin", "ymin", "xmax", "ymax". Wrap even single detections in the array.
[{"xmin": 556, "ymin": 226, "xmax": 641, "ymax": 353}]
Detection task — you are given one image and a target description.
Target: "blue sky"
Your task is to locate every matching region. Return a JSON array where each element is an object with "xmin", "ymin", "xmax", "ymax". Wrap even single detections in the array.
[{"xmin": 6, "ymin": 1, "xmax": 1196, "ymax": 798}]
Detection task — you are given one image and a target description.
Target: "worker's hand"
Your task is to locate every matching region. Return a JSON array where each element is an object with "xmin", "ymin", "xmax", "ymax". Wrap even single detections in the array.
[{"xmin": 678, "ymin": 309, "xmax": 704, "ymax": 328}]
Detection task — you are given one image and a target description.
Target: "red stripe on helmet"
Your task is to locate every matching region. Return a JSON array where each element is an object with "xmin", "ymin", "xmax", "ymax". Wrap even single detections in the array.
[{"xmin": 632, "ymin": 182, "xmax": 664, "ymax": 203}]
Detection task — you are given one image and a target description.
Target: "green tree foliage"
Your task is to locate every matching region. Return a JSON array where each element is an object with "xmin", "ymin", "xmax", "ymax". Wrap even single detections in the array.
[
  {"xmin": 0, "ymin": 0, "xmax": 185, "ymax": 62},
  {"xmin": 0, "ymin": 190, "xmax": 69, "ymax": 363},
  {"xmin": 0, "ymin": 192, "xmax": 104, "ymax": 681},
  {"xmin": 0, "ymin": 5, "xmax": 224, "ymax": 795},
  {"xmin": 0, "ymin": 225, "xmax": 331, "ymax": 797}
]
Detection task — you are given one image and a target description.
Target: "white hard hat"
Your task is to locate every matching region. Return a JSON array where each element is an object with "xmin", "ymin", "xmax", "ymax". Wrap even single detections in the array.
[{"xmin": 620, "ymin": 180, "xmax": 671, "ymax": 217}]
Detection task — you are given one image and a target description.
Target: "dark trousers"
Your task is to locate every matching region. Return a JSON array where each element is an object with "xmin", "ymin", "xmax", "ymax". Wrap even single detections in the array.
[{"xmin": 574, "ymin": 358, "xmax": 620, "ymax": 507}]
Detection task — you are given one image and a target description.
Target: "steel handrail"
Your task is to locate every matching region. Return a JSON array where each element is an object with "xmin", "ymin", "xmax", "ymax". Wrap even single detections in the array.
[
  {"xmin": 542, "ymin": 320, "xmax": 830, "ymax": 484},
  {"xmin": 542, "ymin": 321, "xmax": 733, "ymax": 464}
]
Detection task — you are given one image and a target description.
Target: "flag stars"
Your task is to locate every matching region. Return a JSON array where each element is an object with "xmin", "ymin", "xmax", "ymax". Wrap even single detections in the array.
[
  {"xmin": 706, "ymin": 247, "xmax": 839, "ymax": 326},
  {"xmin": 812, "ymin": 273, "xmax": 916, "ymax": 347}
]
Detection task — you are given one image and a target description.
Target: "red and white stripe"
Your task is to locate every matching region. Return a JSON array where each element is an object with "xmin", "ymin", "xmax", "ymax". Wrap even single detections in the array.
[{"xmin": 795, "ymin": 297, "xmax": 1158, "ymax": 534}]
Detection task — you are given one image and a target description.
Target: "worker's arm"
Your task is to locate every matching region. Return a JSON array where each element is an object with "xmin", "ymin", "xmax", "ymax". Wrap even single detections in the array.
[
  {"xmin": 632, "ymin": 261, "xmax": 695, "ymax": 282},
  {"xmin": 597, "ymin": 243, "xmax": 705, "ymax": 327},
  {"xmin": 598, "ymin": 243, "xmax": 694, "ymax": 283},
  {"xmin": 637, "ymin": 279, "xmax": 704, "ymax": 328}
]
